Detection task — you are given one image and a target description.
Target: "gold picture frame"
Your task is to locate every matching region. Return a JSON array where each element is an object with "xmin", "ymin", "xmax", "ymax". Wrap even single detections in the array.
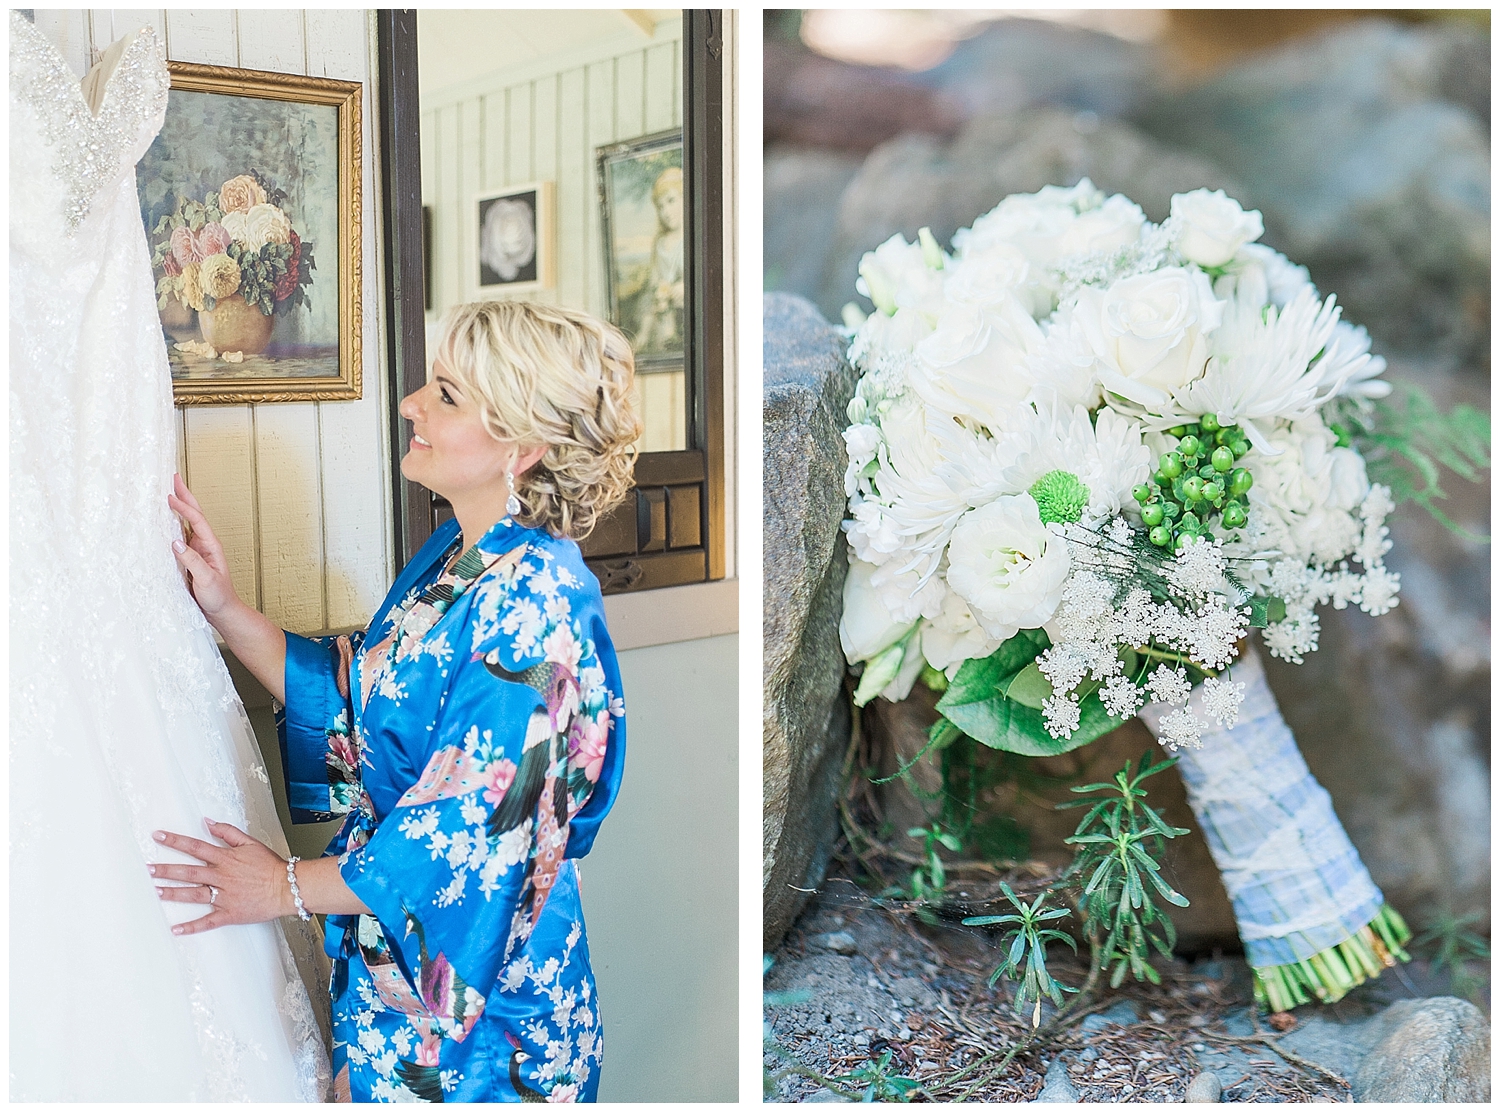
[{"xmin": 138, "ymin": 60, "xmax": 362, "ymax": 405}]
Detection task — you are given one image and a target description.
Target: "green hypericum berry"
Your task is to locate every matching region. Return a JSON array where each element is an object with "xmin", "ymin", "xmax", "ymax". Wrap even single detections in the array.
[
  {"xmin": 1179, "ymin": 434, "xmax": 1201, "ymax": 457},
  {"xmin": 1221, "ymin": 503, "xmax": 1248, "ymax": 529},
  {"xmin": 1182, "ymin": 475, "xmax": 1204, "ymax": 501},
  {"xmin": 1232, "ymin": 438, "xmax": 1251, "ymax": 459},
  {"xmin": 1201, "ymin": 481, "xmax": 1222, "ymax": 502},
  {"xmin": 1132, "ymin": 483, "xmax": 1151, "ymax": 504},
  {"xmin": 1142, "ymin": 503, "xmax": 1164, "ymax": 526},
  {"xmin": 1199, "ymin": 413, "xmax": 1221, "ymax": 432},
  {"xmin": 1149, "ymin": 525, "xmax": 1171, "ymax": 546},
  {"xmin": 1168, "ymin": 425, "xmax": 1189, "ymax": 438},
  {"xmin": 1212, "ymin": 446, "xmax": 1235, "ymax": 472},
  {"xmin": 1159, "ymin": 452, "xmax": 1183, "ymax": 479},
  {"xmin": 1161, "ymin": 500, "xmax": 1180, "ymax": 520},
  {"xmin": 1029, "ymin": 469, "xmax": 1091, "ymax": 525},
  {"xmin": 1229, "ymin": 468, "xmax": 1254, "ymax": 496}
]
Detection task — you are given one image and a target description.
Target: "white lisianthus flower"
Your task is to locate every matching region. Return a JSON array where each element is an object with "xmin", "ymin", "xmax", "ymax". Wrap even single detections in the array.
[
  {"xmin": 857, "ymin": 233, "xmax": 944, "ymax": 321},
  {"xmin": 1221, "ymin": 242, "xmax": 1315, "ymax": 309},
  {"xmin": 840, "ymin": 558, "xmax": 914, "ymax": 665},
  {"xmin": 911, "ymin": 299, "xmax": 1043, "ymax": 426},
  {"xmin": 1249, "ymin": 417, "xmax": 1369, "ymax": 565},
  {"xmin": 945, "ymin": 494, "xmax": 1070, "ymax": 641},
  {"xmin": 1170, "ymin": 188, "xmax": 1264, "ymax": 268},
  {"xmin": 1075, "ymin": 266, "xmax": 1224, "ymax": 409},
  {"xmin": 922, "ymin": 590, "xmax": 1003, "ymax": 678}
]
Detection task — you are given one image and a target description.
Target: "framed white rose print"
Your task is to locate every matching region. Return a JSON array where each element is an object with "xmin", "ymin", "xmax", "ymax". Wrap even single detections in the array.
[
  {"xmin": 138, "ymin": 60, "xmax": 362, "ymax": 404},
  {"xmin": 475, "ymin": 182, "xmax": 554, "ymax": 294}
]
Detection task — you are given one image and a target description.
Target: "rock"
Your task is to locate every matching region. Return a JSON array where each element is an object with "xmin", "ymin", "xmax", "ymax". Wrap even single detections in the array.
[
  {"xmin": 762, "ymin": 294, "xmax": 861, "ymax": 950},
  {"xmin": 1352, "ymin": 997, "xmax": 1491, "ymax": 1102},
  {"xmin": 1032, "ymin": 1056, "xmax": 1080, "ymax": 1103},
  {"xmin": 765, "ymin": 40, "xmax": 964, "ymax": 153},
  {"xmin": 1081, "ymin": 999, "xmax": 1141, "ymax": 1032},
  {"xmin": 804, "ymin": 1088, "xmax": 849, "ymax": 1102},
  {"xmin": 1184, "ymin": 1070, "xmax": 1223, "ymax": 1102},
  {"xmin": 812, "ymin": 931, "xmax": 859, "ymax": 956},
  {"xmin": 923, "ymin": 17, "xmax": 1162, "ymax": 121},
  {"xmin": 1135, "ymin": 18, "xmax": 1490, "ymax": 362},
  {"xmin": 814, "ymin": 107, "xmax": 1245, "ymax": 323},
  {"xmin": 765, "ymin": 148, "xmax": 863, "ymax": 307}
]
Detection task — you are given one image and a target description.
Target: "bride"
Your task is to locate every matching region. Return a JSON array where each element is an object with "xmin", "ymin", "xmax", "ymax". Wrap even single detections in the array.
[{"xmin": 9, "ymin": 14, "xmax": 329, "ymax": 1100}]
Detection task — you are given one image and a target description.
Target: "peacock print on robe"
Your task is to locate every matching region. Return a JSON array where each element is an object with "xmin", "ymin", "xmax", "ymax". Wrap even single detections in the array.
[{"xmin": 279, "ymin": 516, "xmax": 625, "ymax": 1102}]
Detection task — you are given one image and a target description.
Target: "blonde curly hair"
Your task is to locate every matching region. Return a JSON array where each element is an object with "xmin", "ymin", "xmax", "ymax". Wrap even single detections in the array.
[{"xmin": 434, "ymin": 301, "xmax": 642, "ymax": 540}]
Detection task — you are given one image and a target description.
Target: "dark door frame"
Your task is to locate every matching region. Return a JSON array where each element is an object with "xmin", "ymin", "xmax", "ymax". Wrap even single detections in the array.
[{"xmin": 377, "ymin": 10, "xmax": 726, "ymax": 590}]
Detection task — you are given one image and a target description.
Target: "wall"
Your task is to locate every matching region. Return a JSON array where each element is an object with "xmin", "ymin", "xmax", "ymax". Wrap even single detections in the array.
[
  {"xmin": 34, "ymin": 9, "xmax": 393, "ymax": 635},
  {"xmin": 420, "ymin": 16, "xmax": 687, "ymax": 452}
]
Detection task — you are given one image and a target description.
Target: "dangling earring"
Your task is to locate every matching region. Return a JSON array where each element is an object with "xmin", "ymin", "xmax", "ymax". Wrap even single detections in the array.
[{"xmin": 505, "ymin": 469, "xmax": 522, "ymax": 518}]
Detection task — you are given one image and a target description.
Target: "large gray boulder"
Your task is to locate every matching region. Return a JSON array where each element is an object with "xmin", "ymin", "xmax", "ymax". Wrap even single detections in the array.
[
  {"xmin": 763, "ymin": 294, "xmax": 859, "ymax": 949},
  {"xmin": 1135, "ymin": 18, "xmax": 1490, "ymax": 362},
  {"xmin": 812, "ymin": 108, "xmax": 1245, "ymax": 322}
]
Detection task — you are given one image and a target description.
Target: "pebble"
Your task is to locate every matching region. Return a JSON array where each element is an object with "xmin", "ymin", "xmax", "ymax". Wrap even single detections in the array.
[
  {"xmin": 1031, "ymin": 1057, "xmax": 1081, "ymax": 1103},
  {"xmin": 1077, "ymin": 1047, "xmax": 1098, "ymax": 1063},
  {"xmin": 811, "ymin": 931, "xmax": 858, "ymax": 955},
  {"xmin": 1185, "ymin": 1070, "xmax": 1223, "ymax": 1102}
]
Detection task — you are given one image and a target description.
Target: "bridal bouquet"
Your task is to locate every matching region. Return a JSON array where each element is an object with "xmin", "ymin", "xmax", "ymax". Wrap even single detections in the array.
[
  {"xmin": 838, "ymin": 181, "xmax": 1417, "ymax": 1011},
  {"xmin": 151, "ymin": 171, "xmax": 315, "ymax": 318}
]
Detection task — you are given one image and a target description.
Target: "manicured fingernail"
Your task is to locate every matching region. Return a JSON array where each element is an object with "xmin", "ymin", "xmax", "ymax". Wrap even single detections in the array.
[
  {"xmin": 156, "ymin": 887, "xmax": 165, "ymax": 896},
  {"xmin": 153, "ymin": 830, "xmax": 167, "ymax": 842},
  {"xmin": 172, "ymin": 540, "xmax": 186, "ymax": 553},
  {"xmin": 147, "ymin": 864, "xmax": 157, "ymax": 875},
  {"xmin": 172, "ymin": 925, "xmax": 184, "ymax": 935}
]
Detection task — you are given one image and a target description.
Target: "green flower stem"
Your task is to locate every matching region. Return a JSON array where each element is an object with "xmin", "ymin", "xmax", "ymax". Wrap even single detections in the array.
[{"xmin": 1251, "ymin": 904, "xmax": 1412, "ymax": 1010}]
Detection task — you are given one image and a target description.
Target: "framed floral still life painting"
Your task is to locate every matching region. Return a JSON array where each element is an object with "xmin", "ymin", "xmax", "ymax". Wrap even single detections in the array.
[
  {"xmin": 137, "ymin": 61, "xmax": 362, "ymax": 404},
  {"xmin": 597, "ymin": 130, "xmax": 683, "ymax": 370},
  {"xmin": 475, "ymin": 182, "xmax": 554, "ymax": 294}
]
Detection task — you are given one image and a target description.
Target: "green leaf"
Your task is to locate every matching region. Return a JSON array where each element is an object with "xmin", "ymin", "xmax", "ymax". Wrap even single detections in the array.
[
  {"xmin": 937, "ymin": 633, "xmax": 1124, "ymax": 756},
  {"xmin": 1003, "ymin": 661, "xmax": 1054, "ymax": 709},
  {"xmin": 1247, "ymin": 595, "xmax": 1287, "ymax": 627}
]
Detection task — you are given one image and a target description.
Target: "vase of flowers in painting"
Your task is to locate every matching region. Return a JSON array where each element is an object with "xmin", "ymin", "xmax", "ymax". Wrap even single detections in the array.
[{"xmin": 151, "ymin": 171, "xmax": 314, "ymax": 358}]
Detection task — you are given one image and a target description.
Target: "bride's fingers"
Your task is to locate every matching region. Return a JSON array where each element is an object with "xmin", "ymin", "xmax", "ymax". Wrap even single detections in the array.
[
  {"xmin": 148, "ymin": 861, "xmax": 215, "ymax": 885},
  {"xmin": 167, "ymin": 493, "xmax": 220, "ymax": 553},
  {"xmin": 171, "ymin": 910, "xmax": 228, "ymax": 936},
  {"xmin": 205, "ymin": 819, "xmax": 255, "ymax": 848},
  {"xmin": 153, "ymin": 829, "xmax": 226, "ymax": 864},
  {"xmin": 172, "ymin": 473, "xmax": 205, "ymax": 513},
  {"xmin": 156, "ymin": 883, "xmax": 214, "ymax": 903}
]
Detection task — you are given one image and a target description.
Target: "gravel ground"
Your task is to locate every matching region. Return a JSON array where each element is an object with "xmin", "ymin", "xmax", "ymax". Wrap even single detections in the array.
[{"xmin": 764, "ymin": 868, "xmax": 1486, "ymax": 1103}]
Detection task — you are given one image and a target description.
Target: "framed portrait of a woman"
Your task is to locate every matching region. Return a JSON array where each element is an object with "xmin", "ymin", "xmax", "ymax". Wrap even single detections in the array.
[
  {"xmin": 474, "ymin": 181, "xmax": 554, "ymax": 294},
  {"xmin": 597, "ymin": 130, "xmax": 683, "ymax": 371}
]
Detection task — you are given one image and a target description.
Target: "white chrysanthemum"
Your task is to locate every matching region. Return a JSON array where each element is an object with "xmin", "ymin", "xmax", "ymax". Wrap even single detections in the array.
[
  {"xmin": 1157, "ymin": 707, "xmax": 1204, "ymax": 751},
  {"xmin": 1169, "ymin": 287, "xmax": 1362, "ymax": 446},
  {"xmin": 999, "ymin": 404, "xmax": 1152, "ymax": 526},
  {"xmin": 1146, "ymin": 663, "xmax": 1192, "ymax": 706},
  {"xmin": 1201, "ymin": 675, "xmax": 1246, "ymax": 728},
  {"xmin": 1101, "ymin": 674, "xmax": 1144, "ymax": 719},
  {"xmin": 945, "ymin": 494, "xmax": 1070, "ymax": 641}
]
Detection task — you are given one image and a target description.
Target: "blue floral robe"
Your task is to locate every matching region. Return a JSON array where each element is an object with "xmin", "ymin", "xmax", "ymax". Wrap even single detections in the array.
[{"xmin": 279, "ymin": 517, "xmax": 625, "ymax": 1102}]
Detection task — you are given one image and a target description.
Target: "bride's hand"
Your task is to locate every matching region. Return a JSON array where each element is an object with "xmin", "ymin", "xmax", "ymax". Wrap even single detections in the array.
[
  {"xmin": 150, "ymin": 820, "xmax": 293, "ymax": 933},
  {"xmin": 169, "ymin": 473, "xmax": 239, "ymax": 621}
]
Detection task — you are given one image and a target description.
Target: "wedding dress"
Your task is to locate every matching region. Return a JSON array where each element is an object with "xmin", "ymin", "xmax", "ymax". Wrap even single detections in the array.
[{"xmin": 9, "ymin": 15, "xmax": 330, "ymax": 1100}]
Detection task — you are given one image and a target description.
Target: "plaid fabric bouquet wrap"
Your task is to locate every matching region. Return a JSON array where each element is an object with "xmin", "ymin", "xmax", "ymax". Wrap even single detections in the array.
[{"xmin": 837, "ymin": 180, "xmax": 1412, "ymax": 1009}]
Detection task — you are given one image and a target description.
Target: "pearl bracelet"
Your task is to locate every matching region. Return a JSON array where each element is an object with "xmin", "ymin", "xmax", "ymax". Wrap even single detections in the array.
[{"xmin": 286, "ymin": 855, "xmax": 312, "ymax": 922}]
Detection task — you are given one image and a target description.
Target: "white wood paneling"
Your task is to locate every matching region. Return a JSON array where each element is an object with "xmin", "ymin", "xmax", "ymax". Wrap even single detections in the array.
[
  {"xmin": 419, "ymin": 21, "xmax": 686, "ymax": 450},
  {"xmin": 40, "ymin": 10, "xmax": 395, "ymax": 635}
]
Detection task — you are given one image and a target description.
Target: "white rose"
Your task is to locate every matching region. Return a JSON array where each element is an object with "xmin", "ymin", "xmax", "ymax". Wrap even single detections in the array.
[
  {"xmin": 840, "ymin": 558, "xmax": 914, "ymax": 664},
  {"xmin": 956, "ymin": 180, "xmax": 1104, "ymax": 259},
  {"xmin": 945, "ymin": 494, "xmax": 1070, "ymax": 641},
  {"xmin": 1170, "ymin": 189, "xmax": 1264, "ymax": 269},
  {"xmin": 1056, "ymin": 193, "xmax": 1147, "ymax": 258},
  {"xmin": 225, "ymin": 204, "xmax": 291, "ymax": 250},
  {"xmin": 942, "ymin": 244, "xmax": 1029, "ymax": 309},
  {"xmin": 219, "ymin": 209, "xmax": 248, "ymax": 246},
  {"xmin": 1076, "ymin": 266, "xmax": 1225, "ymax": 408},
  {"xmin": 911, "ymin": 299, "xmax": 1042, "ymax": 426}
]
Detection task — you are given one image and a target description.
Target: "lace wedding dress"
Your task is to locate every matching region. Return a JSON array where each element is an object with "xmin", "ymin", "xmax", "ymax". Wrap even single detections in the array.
[{"xmin": 9, "ymin": 15, "xmax": 330, "ymax": 1100}]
